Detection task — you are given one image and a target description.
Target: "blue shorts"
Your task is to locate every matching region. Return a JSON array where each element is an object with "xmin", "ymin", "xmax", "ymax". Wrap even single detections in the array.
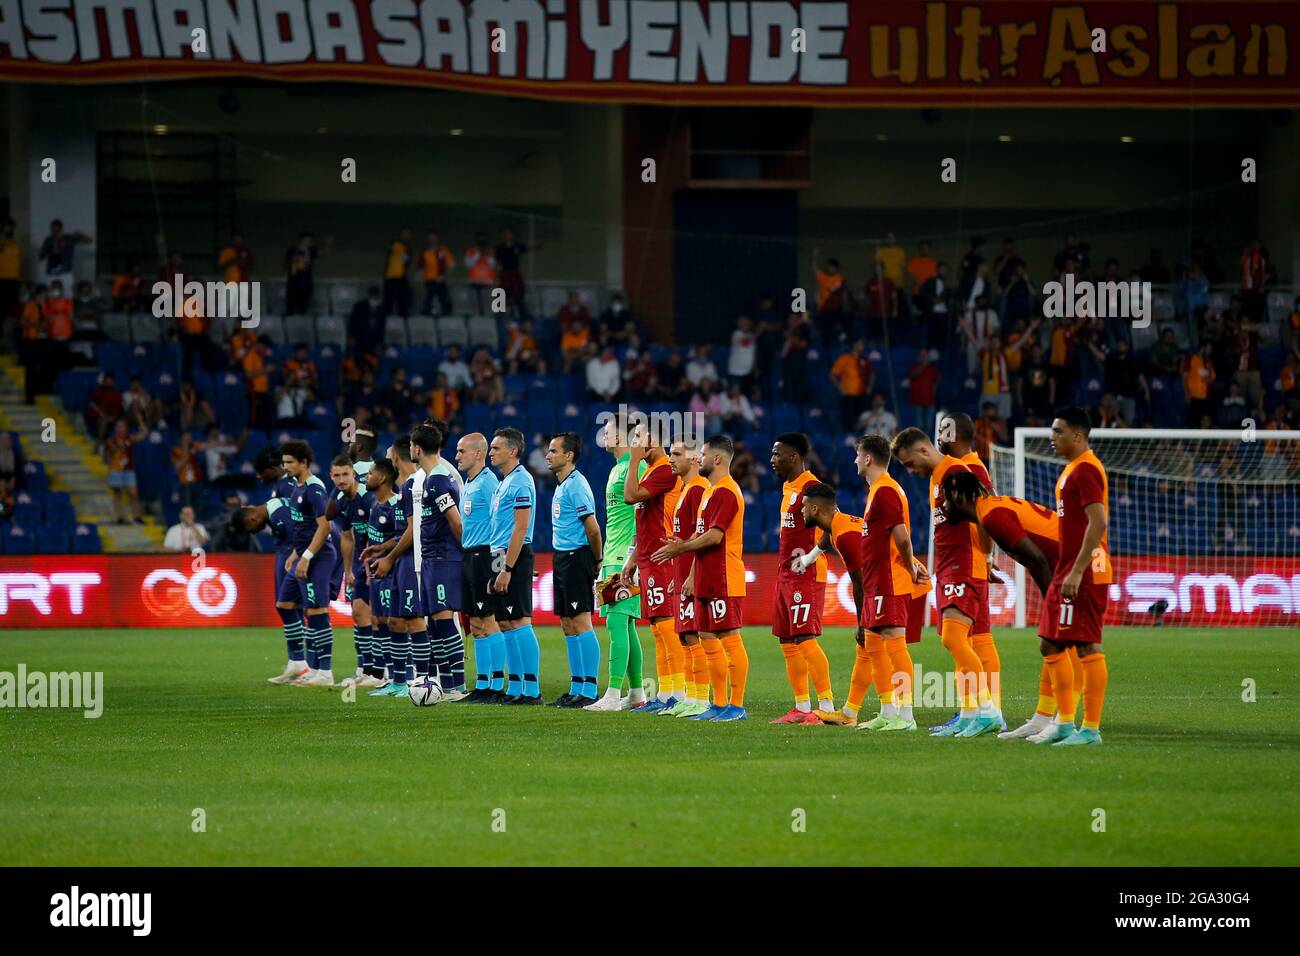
[
  {"xmin": 420, "ymin": 558, "xmax": 462, "ymax": 614},
  {"xmin": 346, "ymin": 559, "xmax": 370, "ymax": 605},
  {"xmin": 328, "ymin": 554, "xmax": 344, "ymax": 604},
  {"xmin": 394, "ymin": 554, "xmax": 423, "ymax": 619},
  {"xmin": 273, "ymin": 548, "xmax": 291, "ymax": 596},
  {"xmin": 277, "ymin": 551, "xmax": 337, "ymax": 610},
  {"xmin": 371, "ymin": 567, "xmax": 395, "ymax": 617}
]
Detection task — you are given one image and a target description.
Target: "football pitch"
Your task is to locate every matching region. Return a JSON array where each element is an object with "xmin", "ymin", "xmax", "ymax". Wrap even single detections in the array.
[{"xmin": 1, "ymin": 625, "xmax": 1296, "ymax": 867}]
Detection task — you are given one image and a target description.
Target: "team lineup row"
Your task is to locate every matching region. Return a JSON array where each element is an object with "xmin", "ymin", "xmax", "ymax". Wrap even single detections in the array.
[{"xmin": 232, "ymin": 406, "xmax": 1111, "ymax": 743}]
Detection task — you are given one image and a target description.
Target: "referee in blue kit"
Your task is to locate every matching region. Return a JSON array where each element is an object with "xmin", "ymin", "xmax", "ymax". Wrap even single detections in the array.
[
  {"xmin": 454, "ymin": 431, "xmax": 504, "ymax": 703},
  {"xmin": 545, "ymin": 432, "xmax": 603, "ymax": 708}
]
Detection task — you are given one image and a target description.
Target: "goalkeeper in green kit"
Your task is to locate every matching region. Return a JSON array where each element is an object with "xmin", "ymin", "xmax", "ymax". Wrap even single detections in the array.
[{"xmin": 584, "ymin": 414, "xmax": 648, "ymax": 712}]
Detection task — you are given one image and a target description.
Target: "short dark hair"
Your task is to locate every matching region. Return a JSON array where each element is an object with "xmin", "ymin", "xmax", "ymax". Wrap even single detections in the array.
[
  {"xmin": 494, "ymin": 427, "xmax": 525, "ymax": 459},
  {"xmin": 351, "ymin": 428, "xmax": 377, "ymax": 461},
  {"xmin": 947, "ymin": 412, "xmax": 975, "ymax": 443},
  {"xmin": 703, "ymin": 434, "xmax": 734, "ymax": 458},
  {"xmin": 330, "ymin": 453, "xmax": 353, "ymax": 469},
  {"xmin": 254, "ymin": 446, "xmax": 282, "ymax": 473},
  {"xmin": 890, "ymin": 427, "xmax": 929, "ymax": 457},
  {"xmin": 411, "ymin": 422, "xmax": 443, "ymax": 455},
  {"xmin": 371, "ymin": 458, "xmax": 398, "ymax": 486},
  {"xmin": 774, "ymin": 432, "xmax": 809, "ymax": 458},
  {"xmin": 553, "ymin": 431, "xmax": 581, "ymax": 463},
  {"xmin": 802, "ymin": 481, "xmax": 837, "ymax": 505},
  {"xmin": 233, "ymin": 506, "xmax": 258, "ymax": 533},
  {"xmin": 1055, "ymin": 406, "xmax": 1092, "ymax": 436},
  {"xmin": 421, "ymin": 418, "xmax": 447, "ymax": 449},
  {"xmin": 281, "ymin": 439, "xmax": 312, "ymax": 464},
  {"xmin": 391, "ymin": 433, "xmax": 413, "ymax": 463},
  {"xmin": 856, "ymin": 434, "xmax": 892, "ymax": 465}
]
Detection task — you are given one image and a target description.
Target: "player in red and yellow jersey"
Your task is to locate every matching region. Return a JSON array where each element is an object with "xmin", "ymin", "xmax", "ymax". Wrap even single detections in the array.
[
  {"xmin": 660, "ymin": 439, "xmax": 712, "ymax": 718},
  {"xmin": 768, "ymin": 433, "xmax": 836, "ymax": 724},
  {"xmin": 652, "ymin": 435, "xmax": 748, "ymax": 722},
  {"xmin": 892, "ymin": 427, "xmax": 1003, "ymax": 737},
  {"xmin": 624, "ymin": 426, "xmax": 687, "ymax": 712},
  {"xmin": 937, "ymin": 411, "xmax": 1003, "ymax": 718},
  {"xmin": 1030, "ymin": 407, "xmax": 1111, "ymax": 746}
]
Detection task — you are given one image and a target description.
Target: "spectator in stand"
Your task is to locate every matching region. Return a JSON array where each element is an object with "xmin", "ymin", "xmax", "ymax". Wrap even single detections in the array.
[
  {"xmin": 624, "ymin": 351, "xmax": 658, "ymax": 402},
  {"xmin": 1285, "ymin": 294, "xmax": 1300, "ymax": 355},
  {"xmin": 174, "ymin": 379, "xmax": 216, "ymax": 431},
  {"xmin": 218, "ymin": 230, "xmax": 254, "ymax": 284},
  {"xmin": 727, "ymin": 315, "xmax": 757, "ymax": 387},
  {"xmin": 438, "ymin": 344, "xmax": 473, "ymax": 393},
  {"xmin": 343, "ymin": 368, "xmax": 380, "ymax": 421},
  {"xmin": 73, "ymin": 280, "xmax": 106, "ymax": 338},
  {"xmin": 527, "ymin": 432, "xmax": 554, "ymax": 489},
  {"xmin": 122, "ymin": 375, "xmax": 162, "ymax": 430},
  {"xmin": 347, "ymin": 286, "xmax": 387, "ymax": 355},
  {"xmin": 1019, "ymin": 343, "xmax": 1053, "ymax": 425},
  {"xmin": 164, "ymin": 505, "xmax": 209, "ymax": 553},
  {"xmin": 0, "ymin": 431, "xmax": 16, "ymax": 504},
  {"xmin": 227, "ymin": 326, "xmax": 257, "ymax": 369},
  {"xmin": 876, "ymin": 231, "xmax": 906, "ymax": 295},
  {"xmin": 557, "ymin": 290, "xmax": 591, "ymax": 331},
  {"xmin": 1002, "ymin": 262, "xmax": 1037, "ymax": 324},
  {"xmin": 718, "ymin": 382, "xmax": 759, "ymax": 433},
  {"xmin": 1103, "ymin": 336, "xmax": 1148, "ymax": 427},
  {"xmin": 1053, "ymin": 232, "xmax": 1090, "ymax": 274},
  {"xmin": 1182, "ymin": 340, "xmax": 1216, "ymax": 426},
  {"xmin": 464, "ymin": 232, "xmax": 498, "ymax": 315},
  {"xmin": 178, "ymin": 286, "xmax": 211, "ymax": 375},
  {"xmin": 863, "ymin": 261, "xmax": 897, "ymax": 339},
  {"xmin": 240, "ymin": 338, "xmax": 274, "ymax": 429},
  {"xmin": 959, "ymin": 235, "xmax": 986, "ymax": 291},
  {"xmin": 43, "ymin": 279, "xmax": 74, "ymax": 341},
  {"xmin": 379, "ymin": 364, "xmax": 415, "ymax": 424},
  {"xmin": 1001, "ymin": 317, "xmax": 1036, "ymax": 407},
  {"xmin": 857, "ymin": 392, "xmax": 898, "ymax": 437},
  {"xmin": 86, "ymin": 371, "xmax": 124, "ymax": 447},
  {"xmin": 111, "ymin": 262, "xmax": 145, "ymax": 314},
  {"xmin": 781, "ymin": 312, "xmax": 813, "ymax": 403},
  {"xmin": 469, "ymin": 347, "xmax": 504, "ymax": 405},
  {"xmin": 656, "ymin": 350, "xmax": 689, "ymax": 401},
  {"xmin": 426, "ymin": 372, "xmax": 462, "ymax": 427},
  {"xmin": 1222, "ymin": 314, "xmax": 1264, "ymax": 418},
  {"xmin": 38, "ymin": 219, "xmax": 93, "ymax": 278},
  {"xmin": 961, "ymin": 261, "xmax": 993, "ymax": 319},
  {"xmin": 813, "ymin": 248, "xmax": 850, "ymax": 343},
  {"xmin": 1095, "ymin": 393, "xmax": 1128, "ymax": 429},
  {"xmin": 1139, "ymin": 249, "xmax": 1172, "ymax": 285},
  {"xmin": 420, "ymin": 230, "xmax": 455, "ymax": 317},
  {"xmin": 19, "ymin": 285, "xmax": 45, "ymax": 401},
  {"xmin": 586, "ymin": 345, "xmax": 622, "ymax": 403},
  {"xmin": 496, "ymin": 228, "xmax": 536, "ymax": 320},
  {"xmin": 1239, "ymin": 237, "xmax": 1268, "ymax": 322},
  {"xmin": 980, "ymin": 331, "xmax": 1016, "ymax": 422},
  {"xmin": 916, "ymin": 260, "xmax": 951, "ymax": 349},
  {"xmin": 904, "ymin": 348, "xmax": 940, "ymax": 429},
  {"xmin": 560, "ymin": 319, "xmax": 591, "ymax": 373},
  {"xmin": 730, "ymin": 438, "xmax": 761, "ymax": 494},
  {"xmin": 1217, "ymin": 380, "xmax": 1248, "ymax": 428},
  {"xmin": 506, "ymin": 318, "xmax": 544, "ymax": 373},
  {"xmin": 906, "ymin": 240, "xmax": 937, "ymax": 297},
  {"xmin": 104, "ymin": 418, "xmax": 146, "ymax": 524},
  {"xmin": 1149, "ymin": 327, "xmax": 1182, "ymax": 379},
  {"xmin": 689, "ymin": 379, "xmax": 724, "ymax": 437},
  {"xmin": 0, "ymin": 218, "xmax": 20, "ymax": 326},
  {"xmin": 960, "ymin": 295, "xmax": 999, "ymax": 376},
  {"xmin": 283, "ymin": 344, "xmax": 319, "ymax": 394},
  {"xmin": 992, "ymin": 238, "xmax": 1026, "ymax": 295},
  {"xmin": 274, "ymin": 372, "xmax": 312, "ymax": 427},
  {"xmin": 341, "ymin": 339, "xmax": 379, "ymax": 388},
  {"xmin": 1075, "ymin": 324, "xmax": 1107, "ymax": 391},
  {"xmin": 598, "ymin": 293, "xmax": 636, "ymax": 345},
  {"xmin": 754, "ymin": 292, "xmax": 784, "ymax": 382},
  {"xmin": 284, "ymin": 232, "xmax": 320, "ymax": 316},
  {"xmin": 830, "ymin": 339, "xmax": 874, "ymax": 429},
  {"xmin": 685, "ymin": 344, "xmax": 718, "ymax": 390},
  {"xmin": 973, "ymin": 402, "xmax": 1008, "ymax": 464},
  {"xmin": 1277, "ymin": 353, "xmax": 1298, "ymax": 413},
  {"xmin": 201, "ymin": 426, "xmax": 243, "ymax": 489},
  {"xmin": 1048, "ymin": 315, "xmax": 1078, "ymax": 407},
  {"xmin": 382, "ymin": 227, "xmax": 414, "ymax": 317}
]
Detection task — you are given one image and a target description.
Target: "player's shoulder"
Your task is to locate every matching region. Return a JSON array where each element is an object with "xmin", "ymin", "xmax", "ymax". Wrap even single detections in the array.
[{"xmin": 304, "ymin": 474, "xmax": 325, "ymax": 489}]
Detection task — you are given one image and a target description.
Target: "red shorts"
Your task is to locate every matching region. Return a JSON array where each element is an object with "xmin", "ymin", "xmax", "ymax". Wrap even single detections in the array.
[
  {"xmin": 674, "ymin": 590, "xmax": 697, "ymax": 634},
  {"xmin": 694, "ymin": 595, "xmax": 744, "ymax": 634},
  {"xmin": 935, "ymin": 576, "xmax": 987, "ymax": 627},
  {"xmin": 637, "ymin": 561, "xmax": 675, "ymax": 619},
  {"xmin": 906, "ymin": 593, "xmax": 926, "ymax": 644},
  {"xmin": 865, "ymin": 592, "xmax": 910, "ymax": 632},
  {"xmin": 1039, "ymin": 579, "xmax": 1106, "ymax": 645},
  {"xmin": 772, "ymin": 578, "xmax": 825, "ymax": 639}
]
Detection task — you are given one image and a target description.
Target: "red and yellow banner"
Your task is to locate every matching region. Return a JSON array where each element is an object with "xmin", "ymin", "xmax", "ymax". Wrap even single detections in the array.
[
  {"xmin": 0, "ymin": 554, "xmax": 1295, "ymax": 629},
  {"xmin": 0, "ymin": 1, "xmax": 1295, "ymax": 107}
]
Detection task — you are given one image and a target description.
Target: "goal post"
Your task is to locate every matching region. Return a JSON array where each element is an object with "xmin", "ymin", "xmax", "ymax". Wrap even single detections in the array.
[{"xmin": 991, "ymin": 428, "xmax": 1300, "ymax": 629}]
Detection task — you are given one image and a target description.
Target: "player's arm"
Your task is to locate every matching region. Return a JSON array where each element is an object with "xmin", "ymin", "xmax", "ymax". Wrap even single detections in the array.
[
  {"xmin": 340, "ymin": 528, "xmax": 355, "ymax": 585},
  {"xmin": 849, "ymin": 567, "xmax": 865, "ymax": 633},
  {"xmin": 582, "ymin": 514, "xmax": 603, "ymax": 563},
  {"xmin": 621, "ymin": 532, "xmax": 638, "ymax": 579},
  {"xmin": 623, "ymin": 449, "xmax": 650, "ymax": 504},
  {"xmin": 1007, "ymin": 537, "xmax": 1053, "ymax": 596},
  {"xmin": 1063, "ymin": 501, "xmax": 1107, "ymax": 598},
  {"xmin": 652, "ymin": 526, "xmax": 721, "ymax": 564},
  {"xmin": 296, "ymin": 514, "xmax": 330, "ymax": 578},
  {"xmin": 890, "ymin": 523, "xmax": 926, "ymax": 583},
  {"xmin": 433, "ymin": 488, "xmax": 462, "ymax": 545}
]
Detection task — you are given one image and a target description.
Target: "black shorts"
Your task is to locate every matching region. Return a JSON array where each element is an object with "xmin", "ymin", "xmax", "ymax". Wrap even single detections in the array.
[
  {"xmin": 492, "ymin": 545, "xmax": 534, "ymax": 622},
  {"xmin": 461, "ymin": 546, "xmax": 495, "ymax": 619},
  {"xmin": 553, "ymin": 548, "xmax": 597, "ymax": 617}
]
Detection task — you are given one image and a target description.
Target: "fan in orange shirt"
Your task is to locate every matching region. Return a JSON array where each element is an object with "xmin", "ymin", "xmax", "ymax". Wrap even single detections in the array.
[{"xmin": 651, "ymin": 435, "xmax": 748, "ymax": 722}]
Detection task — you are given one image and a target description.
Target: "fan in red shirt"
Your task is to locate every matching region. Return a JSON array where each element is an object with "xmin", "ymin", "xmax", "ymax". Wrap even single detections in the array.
[
  {"xmin": 767, "ymin": 433, "xmax": 835, "ymax": 725},
  {"xmin": 623, "ymin": 427, "xmax": 685, "ymax": 711}
]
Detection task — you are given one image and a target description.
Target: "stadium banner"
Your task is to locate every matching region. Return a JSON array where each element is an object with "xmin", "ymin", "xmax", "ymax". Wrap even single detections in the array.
[
  {"xmin": 0, "ymin": 1, "xmax": 1297, "ymax": 107},
  {"xmin": 0, "ymin": 554, "xmax": 1296, "ymax": 630}
]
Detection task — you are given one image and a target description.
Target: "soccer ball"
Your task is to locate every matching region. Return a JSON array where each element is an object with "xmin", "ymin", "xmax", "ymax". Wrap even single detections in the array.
[{"xmin": 408, "ymin": 677, "xmax": 444, "ymax": 707}]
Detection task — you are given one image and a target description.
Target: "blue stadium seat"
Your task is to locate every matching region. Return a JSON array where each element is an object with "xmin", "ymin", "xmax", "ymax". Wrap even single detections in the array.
[
  {"xmin": 37, "ymin": 526, "xmax": 71, "ymax": 554},
  {"xmin": 769, "ymin": 403, "xmax": 801, "ymax": 434},
  {"xmin": 12, "ymin": 500, "xmax": 42, "ymax": 526},
  {"xmin": 3, "ymin": 525, "xmax": 34, "ymax": 554},
  {"xmin": 20, "ymin": 461, "xmax": 48, "ymax": 494},
  {"xmin": 43, "ymin": 492, "xmax": 74, "ymax": 524}
]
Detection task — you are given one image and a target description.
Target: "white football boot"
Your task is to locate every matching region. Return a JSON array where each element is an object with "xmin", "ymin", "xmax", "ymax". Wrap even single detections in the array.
[
  {"xmin": 999, "ymin": 713, "xmax": 1051, "ymax": 740},
  {"xmin": 582, "ymin": 689, "xmax": 628, "ymax": 712},
  {"xmin": 268, "ymin": 660, "xmax": 310, "ymax": 685}
]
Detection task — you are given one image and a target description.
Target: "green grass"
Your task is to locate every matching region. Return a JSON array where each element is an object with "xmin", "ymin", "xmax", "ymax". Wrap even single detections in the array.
[{"xmin": 1, "ymin": 626, "xmax": 1297, "ymax": 866}]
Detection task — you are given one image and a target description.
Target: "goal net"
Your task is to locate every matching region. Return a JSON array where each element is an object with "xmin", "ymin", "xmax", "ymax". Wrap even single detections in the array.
[{"xmin": 987, "ymin": 428, "xmax": 1300, "ymax": 629}]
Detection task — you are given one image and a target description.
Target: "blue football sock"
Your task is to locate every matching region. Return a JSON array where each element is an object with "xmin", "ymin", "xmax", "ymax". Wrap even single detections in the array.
[
  {"xmin": 472, "ymin": 635, "xmax": 490, "ymax": 690},
  {"xmin": 303, "ymin": 616, "xmax": 318, "ymax": 670},
  {"xmin": 564, "ymin": 634, "xmax": 582, "ymax": 696},
  {"xmin": 376, "ymin": 621, "xmax": 392, "ymax": 678},
  {"xmin": 308, "ymin": 613, "xmax": 333, "ymax": 673},
  {"xmin": 439, "ymin": 618, "xmax": 466, "ymax": 690},
  {"xmin": 487, "ymin": 631, "xmax": 506, "ymax": 691},
  {"xmin": 388, "ymin": 629, "xmax": 409, "ymax": 684},
  {"xmin": 408, "ymin": 623, "xmax": 430, "ymax": 678},
  {"xmin": 578, "ymin": 628, "xmax": 600, "ymax": 699},
  {"xmin": 502, "ymin": 627, "xmax": 522, "ymax": 696},
  {"xmin": 516, "ymin": 624, "xmax": 540, "ymax": 697},
  {"xmin": 355, "ymin": 624, "xmax": 373, "ymax": 671},
  {"xmin": 277, "ymin": 607, "xmax": 305, "ymax": 661}
]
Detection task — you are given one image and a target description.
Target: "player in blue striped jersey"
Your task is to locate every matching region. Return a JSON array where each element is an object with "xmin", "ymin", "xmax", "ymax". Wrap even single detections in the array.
[
  {"xmin": 413, "ymin": 421, "xmax": 466, "ymax": 699},
  {"xmin": 330, "ymin": 453, "xmax": 381, "ymax": 689},
  {"xmin": 253, "ymin": 445, "xmax": 308, "ymax": 684},
  {"xmin": 281, "ymin": 440, "xmax": 340, "ymax": 688},
  {"xmin": 361, "ymin": 459, "xmax": 402, "ymax": 694}
]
